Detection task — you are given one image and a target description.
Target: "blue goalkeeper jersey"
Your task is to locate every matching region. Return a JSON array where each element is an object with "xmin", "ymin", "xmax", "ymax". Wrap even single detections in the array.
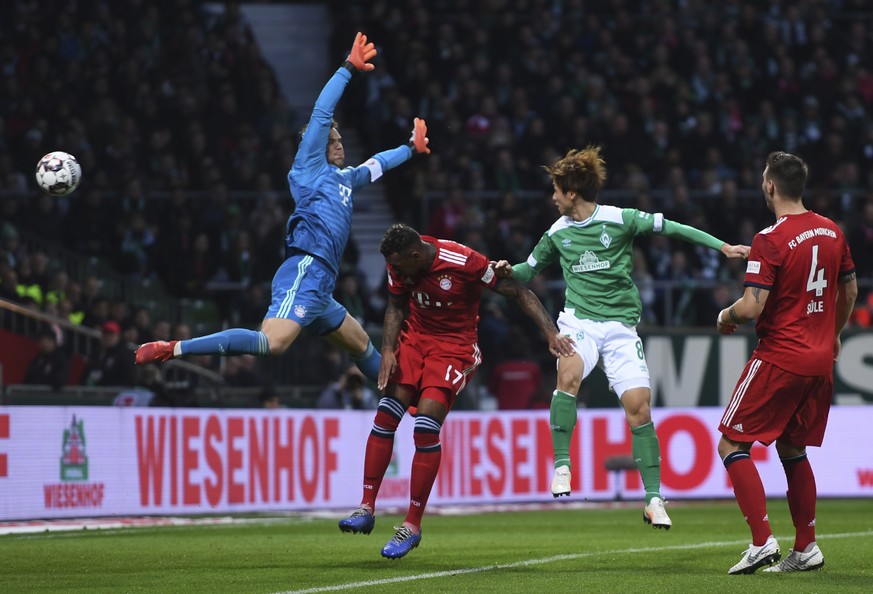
[{"xmin": 286, "ymin": 66, "xmax": 412, "ymax": 279}]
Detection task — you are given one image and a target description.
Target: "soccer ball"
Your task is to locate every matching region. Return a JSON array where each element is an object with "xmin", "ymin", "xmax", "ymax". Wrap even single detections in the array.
[{"xmin": 35, "ymin": 151, "xmax": 82, "ymax": 196}]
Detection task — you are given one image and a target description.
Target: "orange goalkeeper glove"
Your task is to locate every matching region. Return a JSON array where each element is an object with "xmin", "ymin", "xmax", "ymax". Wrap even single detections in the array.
[
  {"xmin": 409, "ymin": 117, "xmax": 431, "ymax": 155},
  {"xmin": 345, "ymin": 32, "xmax": 376, "ymax": 72}
]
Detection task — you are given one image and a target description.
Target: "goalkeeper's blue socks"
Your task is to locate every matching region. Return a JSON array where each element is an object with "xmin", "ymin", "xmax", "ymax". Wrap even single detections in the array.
[
  {"xmin": 180, "ymin": 329, "xmax": 271, "ymax": 356},
  {"xmin": 179, "ymin": 331, "xmax": 381, "ymax": 382},
  {"xmin": 353, "ymin": 341, "xmax": 381, "ymax": 382}
]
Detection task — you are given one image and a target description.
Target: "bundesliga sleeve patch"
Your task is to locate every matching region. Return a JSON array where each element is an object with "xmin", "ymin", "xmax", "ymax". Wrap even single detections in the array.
[
  {"xmin": 481, "ymin": 267, "xmax": 495, "ymax": 284},
  {"xmin": 746, "ymin": 261, "xmax": 761, "ymax": 274}
]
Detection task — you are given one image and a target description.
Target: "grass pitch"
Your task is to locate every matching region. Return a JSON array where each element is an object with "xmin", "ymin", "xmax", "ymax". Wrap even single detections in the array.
[{"xmin": 2, "ymin": 499, "xmax": 872, "ymax": 593}]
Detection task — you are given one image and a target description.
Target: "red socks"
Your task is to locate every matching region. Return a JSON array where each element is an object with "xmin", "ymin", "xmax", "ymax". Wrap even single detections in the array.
[
  {"xmin": 403, "ymin": 415, "xmax": 442, "ymax": 532},
  {"xmin": 361, "ymin": 432, "xmax": 395, "ymax": 511},
  {"xmin": 360, "ymin": 397, "xmax": 405, "ymax": 511},
  {"xmin": 782, "ymin": 454, "xmax": 817, "ymax": 552},
  {"xmin": 724, "ymin": 451, "xmax": 771, "ymax": 545}
]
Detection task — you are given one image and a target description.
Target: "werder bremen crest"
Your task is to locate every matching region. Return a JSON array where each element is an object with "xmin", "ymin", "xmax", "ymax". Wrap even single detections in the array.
[
  {"xmin": 571, "ymin": 250, "xmax": 611, "ymax": 273},
  {"xmin": 600, "ymin": 226, "xmax": 612, "ymax": 248},
  {"xmin": 61, "ymin": 415, "xmax": 88, "ymax": 481}
]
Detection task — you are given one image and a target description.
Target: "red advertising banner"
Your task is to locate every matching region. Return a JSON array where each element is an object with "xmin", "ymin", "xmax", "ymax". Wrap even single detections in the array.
[{"xmin": 0, "ymin": 406, "xmax": 870, "ymax": 520}]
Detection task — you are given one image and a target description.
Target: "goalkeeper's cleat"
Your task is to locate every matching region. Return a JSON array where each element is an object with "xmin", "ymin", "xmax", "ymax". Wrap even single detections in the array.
[
  {"xmin": 762, "ymin": 543, "xmax": 824, "ymax": 572},
  {"xmin": 643, "ymin": 497, "xmax": 672, "ymax": 530},
  {"xmin": 135, "ymin": 341, "xmax": 178, "ymax": 365},
  {"xmin": 338, "ymin": 507, "xmax": 375, "ymax": 535},
  {"xmin": 728, "ymin": 535, "xmax": 780, "ymax": 574},
  {"xmin": 381, "ymin": 526, "xmax": 421, "ymax": 559},
  {"xmin": 551, "ymin": 466, "xmax": 571, "ymax": 497}
]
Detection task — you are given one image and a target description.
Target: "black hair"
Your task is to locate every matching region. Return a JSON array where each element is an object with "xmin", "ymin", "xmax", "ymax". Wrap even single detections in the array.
[
  {"xmin": 379, "ymin": 223, "xmax": 421, "ymax": 257},
  {"xmin": 765, "ymin": 151, "xmax": 808, "ymax": 200}
]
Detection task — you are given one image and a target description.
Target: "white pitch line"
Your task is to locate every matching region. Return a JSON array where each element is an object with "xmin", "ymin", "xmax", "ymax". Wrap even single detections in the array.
[{"xmin": 276, "ymin": 530, "xmax": 873, "ymax": 594}]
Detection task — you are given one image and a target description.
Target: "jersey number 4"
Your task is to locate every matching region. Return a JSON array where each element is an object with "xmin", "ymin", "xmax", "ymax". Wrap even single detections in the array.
[{"xmin": 806, "ymin": 244, "xmax": 827, "ymax": 297}]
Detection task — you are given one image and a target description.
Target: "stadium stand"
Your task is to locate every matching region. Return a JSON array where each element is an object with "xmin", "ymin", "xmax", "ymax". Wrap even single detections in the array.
[{"xmin": 2, "ymin": 0, "xmax": 873, "ymax": 404}]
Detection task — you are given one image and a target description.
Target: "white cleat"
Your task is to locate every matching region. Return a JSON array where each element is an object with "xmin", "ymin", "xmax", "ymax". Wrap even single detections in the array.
[
  {"xmin": 643, "ymin": 496, "xmax": 672, "ymax": 530},
  {"xmin": 550, "ymin": 466, "xmax": 571, "ymax": 498},
  {"xmin": 763, "ymin": 543, "xmax": 824, "ymax": 572},
  {"xmin": 728, "ymin": 535, "xmax": 781, "ymax": 574}
]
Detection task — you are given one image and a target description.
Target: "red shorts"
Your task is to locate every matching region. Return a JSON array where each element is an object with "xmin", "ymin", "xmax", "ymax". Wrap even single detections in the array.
[
  {"xmin": 719, "ymin": 358, "xmax": 833, "ymax": 447},
  {"xmin": 392, "ymin": 328, "xmax": 482, "ymax": 410}
]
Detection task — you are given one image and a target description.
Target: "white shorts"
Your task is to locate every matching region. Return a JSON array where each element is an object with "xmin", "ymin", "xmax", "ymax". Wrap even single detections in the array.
[{"xmin": 557, "ymin": 309, "xmax": 650, "ymax": 399}]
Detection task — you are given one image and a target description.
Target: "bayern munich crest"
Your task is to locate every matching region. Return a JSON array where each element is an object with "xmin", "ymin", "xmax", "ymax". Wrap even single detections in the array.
[
  {"xmin": 294, "ymin": 304, "xmax": 306, "ymax": 318},
  {"xmin": 439, "ymin": 276, "xmax": 453, "ymax": 290}
]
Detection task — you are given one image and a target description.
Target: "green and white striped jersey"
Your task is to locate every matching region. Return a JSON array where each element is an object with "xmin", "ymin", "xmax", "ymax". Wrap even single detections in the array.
[{"xmin": 512, "ymin": 204, "xmax": 724, "ymax": 325}]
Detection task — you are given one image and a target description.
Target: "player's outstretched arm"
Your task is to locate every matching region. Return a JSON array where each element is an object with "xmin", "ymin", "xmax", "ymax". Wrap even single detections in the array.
[
  {"xmin": 348, "ymin": 117, "xmax": 431, "ymax": 189},
  {"xmin": 377, "ymin": 294, "xmax": 406, "ymax": 392},
  {"xmin": 720, "ymin": 243, "xmax": 751, "ymax": 259},
  {"xmin": 716, "ymin": 286, "xmax": 770, "ymax": 334},
  {"xmin": 294, "ymin": 33, "xmax": 377, "ymax": 175},
  {"xmin": 660, "ymin": 218, "xmax": 750, "ymax": 256},
  {"xmin": 492, "ymin": 278, "xmax": 575, "ymax": 357}
]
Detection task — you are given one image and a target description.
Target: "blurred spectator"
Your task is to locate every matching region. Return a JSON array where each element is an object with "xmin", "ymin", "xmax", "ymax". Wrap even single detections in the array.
[
  {"xmin": 259, "ymin": 386, "xmax": 282, "ymax": 409},
  {"xmin": 632, "ymin": 247, "xmax": 658, "ymax": 326},
  {"xmin": 114, "ymin": 365, "xmax": 162, "ymax": 407},
  {"xmin": 234, "ymin": 283, "xmax": 268, "ymax": 328},
  {"xmin": 223, "ymin": 355, "xmax": 261, "ymax": 387},
  {"xmin": 152, "ymin": 320, "xmax": 172, "ymax": 342},
  {"xmin": 123, "ymin": 307, "xmax": 150, "ymax": 342},
  {"xmin": 697, "ymin": 282, "xmax": 738, "ymax": 327},
  {"xmin": 23, "ymin": 329, "xmax": 69, "ymax": 390},
  {"xmin": 334, "ymin": 272, "xmax": 373, "ymax": 327},
  {"xmin": 121, "ymin": 322, "xmax": 139, "ymax": 347},
  {"xmin": 427, "ymin": 186, "xmax": 467, "ymax": 239},
  {"xmin": 82, "ymin": 296, "xmax": 111, "ymax": 330},
  {"xmin": 15, "ymin": 256, "xmax": 43, "ymax": 306},
  {"xmin": 0, "ymin": 262, "xmax": 20, "ymax": 302},
  {"xmin": 81, "ymin": 320, "xmax": 136, "ymax": 387},
  {"xmin": 486, "ymin": 328, "xmax": 542, "ymax": 410},
  {"xmin": 849, "ymin": 291, "xmax": 873, "ymax": 328},
  {"xmin": 317, "ymin": 367, "xmax": 377, "ymax": 410},
  {"xmin": 849, "ymin": 198, "xmax": 873, "ymax": 278}
]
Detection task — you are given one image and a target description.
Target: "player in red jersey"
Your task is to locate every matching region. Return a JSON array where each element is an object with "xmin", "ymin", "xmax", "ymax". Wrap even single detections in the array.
[
  {"xmin": 338, "ymin": 223, "xmax": 576, "ymax": 559},
  {"xmin": 715, "ymin": 152, "xmax": 857, "ymax": 574}
]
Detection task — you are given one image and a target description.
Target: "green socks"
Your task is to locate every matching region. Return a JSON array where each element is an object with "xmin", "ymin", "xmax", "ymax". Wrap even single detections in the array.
[
  {"xmin": 550, "ymin": 391, "xmax": 663, "ymax": 504},
  {"xmin": 550, "ymin": 390, "xmax": 577, "ymax": 470},
  {"xmin": 631, "ymin": 421, "xmax": 662, "ymax": 504}
]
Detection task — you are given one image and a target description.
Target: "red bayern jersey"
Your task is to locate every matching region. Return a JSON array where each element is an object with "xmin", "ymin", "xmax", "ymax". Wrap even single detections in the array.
[
  {"xmin": 386, "ymin": 236, "xmax": 498, "ymax": 344},
  {"xmin": 744, "ymin": 211, "xmax": 855, "ymax": 376}
]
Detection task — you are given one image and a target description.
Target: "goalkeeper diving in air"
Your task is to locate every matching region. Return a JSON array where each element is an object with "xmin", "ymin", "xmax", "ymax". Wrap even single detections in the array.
[{"xmin": 136, "ymin": 32, "xmax": 431, "ymax": 380}]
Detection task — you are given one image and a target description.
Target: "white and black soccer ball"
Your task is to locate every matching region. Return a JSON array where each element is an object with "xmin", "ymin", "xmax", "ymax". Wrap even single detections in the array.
[{"xmin": 35, "ymin": 151, "xmax": 82, "ymax": 196}]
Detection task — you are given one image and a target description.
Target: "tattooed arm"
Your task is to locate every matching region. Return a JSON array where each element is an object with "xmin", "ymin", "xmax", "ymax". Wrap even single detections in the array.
[
  {"xmin": 492, "ymin": 278, "xmax": 575, "ymax": 357},
  {"xmin": 377, "ymin": 293, "xmax": 407, "ymax": 391},
  {"xmin": 834, "ymin": 271, "xmax": 858, "ymax": 362},
  {"xmin": 716, "ymin": 285, "xmax": 770, "ymax": 335}
]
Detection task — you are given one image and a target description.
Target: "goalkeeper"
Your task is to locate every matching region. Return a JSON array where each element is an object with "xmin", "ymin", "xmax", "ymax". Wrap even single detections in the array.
[{"xmin": 136, "ymin": 33, "xmax": 431, "ymax": 381}]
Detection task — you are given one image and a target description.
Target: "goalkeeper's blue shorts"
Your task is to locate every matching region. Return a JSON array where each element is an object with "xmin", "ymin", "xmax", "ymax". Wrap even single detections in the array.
[{"xmin": 266, "ymin": 253, "xmax": 347, "ymax": 335}]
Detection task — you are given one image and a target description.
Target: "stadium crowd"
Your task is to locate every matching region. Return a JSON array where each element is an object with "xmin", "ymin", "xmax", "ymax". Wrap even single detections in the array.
[{"xmin": 2, "ymin": 0, "xmax": 873, "ymax": 403}]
